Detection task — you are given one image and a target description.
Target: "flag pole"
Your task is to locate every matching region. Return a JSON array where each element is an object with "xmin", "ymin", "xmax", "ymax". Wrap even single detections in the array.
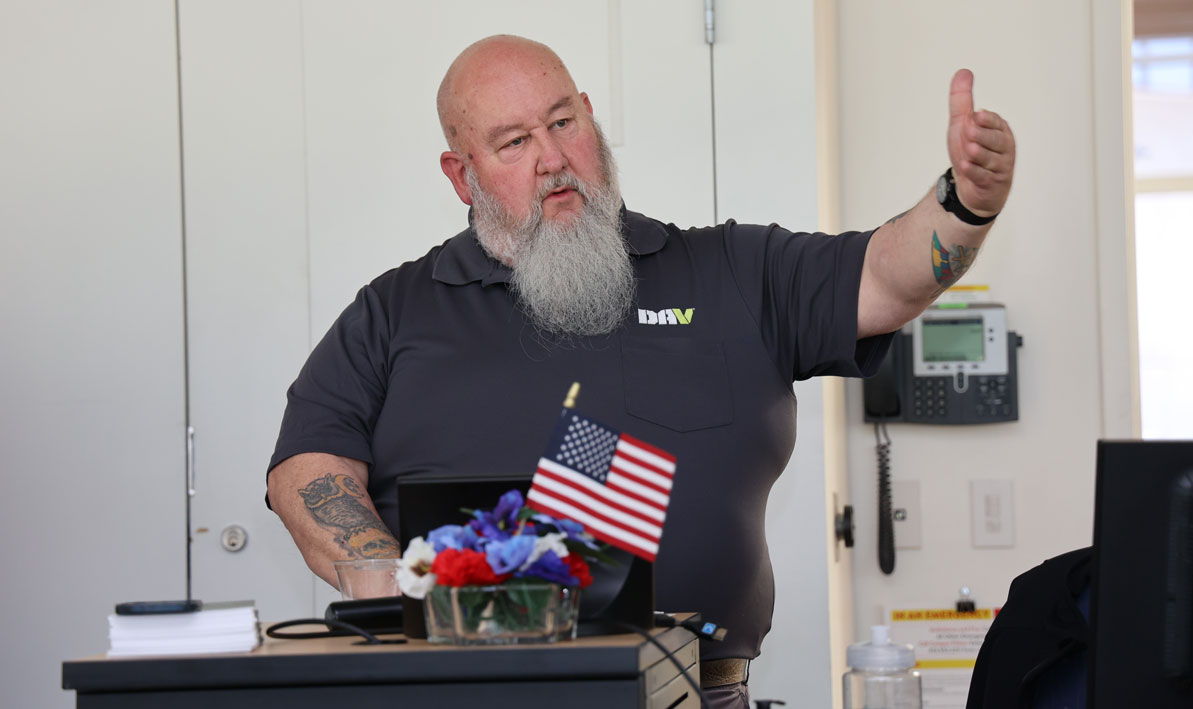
[{"xmin": 563, "ymin": 382, "xmax": 580, "ymax": 409}]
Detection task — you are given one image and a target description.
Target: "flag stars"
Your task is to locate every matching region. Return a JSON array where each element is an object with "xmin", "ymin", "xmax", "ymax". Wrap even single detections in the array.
[{"xmin": 553, "ymin": 415, "xmax": 625, "ymax": 480}]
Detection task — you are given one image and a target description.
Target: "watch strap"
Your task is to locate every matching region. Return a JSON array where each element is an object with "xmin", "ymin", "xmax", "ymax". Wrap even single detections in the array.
[{"xmin": 939, "ymin": 168, "xmax": 998, "ymax": 226}]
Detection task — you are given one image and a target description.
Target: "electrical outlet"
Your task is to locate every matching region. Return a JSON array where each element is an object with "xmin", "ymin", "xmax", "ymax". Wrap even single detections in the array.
[
  {"xmin": 970, "ymin": 479, "xmax": 1014, "ymax": 548},
  {"xmin": 891, "ymin": 480, "xmax": 922, "ymax": 549}
]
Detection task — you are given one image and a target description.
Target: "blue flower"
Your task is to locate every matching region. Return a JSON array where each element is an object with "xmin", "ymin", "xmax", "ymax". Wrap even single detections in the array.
[
  {"xmin": 493, "ymin": 489, "xmax": 524, "ymax": 526},
  {"xmin": 515, "ymin": 550, "xmax": 579, "ymax": 586},
  {"xmin": 485, "ymin": 534, "xmax": 536, "ymax": 574},
  {"xmin": 427, "ymin": 524, "xmax": 479, "ymax": 553},
  {"xmin": 531, "ymin": 515, "xmax": 599, "ymax": 550},
  {"xmin": 469, "ymin": 489, "xmax": 526, "ymax": 546},
  {"xmin": 468, "ymin": 516, "xmax": 510, "ymax": 547}
]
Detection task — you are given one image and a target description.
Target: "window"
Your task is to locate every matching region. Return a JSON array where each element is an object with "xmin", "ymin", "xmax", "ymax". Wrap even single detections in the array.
[{"xmin": 1133, "ymin": 35, "xmax": 1193, "ymax": 439}]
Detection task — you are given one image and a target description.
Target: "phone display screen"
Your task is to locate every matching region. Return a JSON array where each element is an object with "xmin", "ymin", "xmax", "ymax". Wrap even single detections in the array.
[{"xmin": 921, "ymin": 318, "xmax": 985, "ymax": 362}]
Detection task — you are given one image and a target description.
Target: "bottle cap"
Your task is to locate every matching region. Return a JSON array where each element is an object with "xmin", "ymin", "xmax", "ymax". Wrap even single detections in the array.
[{"xmin": 846, "ymin": 625, "xmax": 916, "ymax": 671}]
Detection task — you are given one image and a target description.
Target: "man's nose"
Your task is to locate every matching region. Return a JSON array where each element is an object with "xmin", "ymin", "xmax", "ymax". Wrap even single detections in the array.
[{"xmin": 536, "ymin": 133, "xmax": 569, "ymax": 175}]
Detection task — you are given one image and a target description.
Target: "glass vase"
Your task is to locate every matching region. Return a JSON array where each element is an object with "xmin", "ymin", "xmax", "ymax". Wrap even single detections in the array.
[{"xmin": 424, "ymin": 582, "xmax": 580, "ymax": 645}]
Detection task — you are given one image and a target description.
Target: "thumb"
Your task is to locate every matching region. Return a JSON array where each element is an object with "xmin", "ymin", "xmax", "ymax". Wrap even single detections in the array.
[{"xmin": 949, "ymin": 69, "xmax": 974, "ymax": 122}]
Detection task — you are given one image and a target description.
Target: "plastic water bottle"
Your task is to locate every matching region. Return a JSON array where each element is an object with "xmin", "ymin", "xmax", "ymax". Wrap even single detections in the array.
[{"xmin": 843, "ymin": 625, "xmax": 922, "ymax": 709}]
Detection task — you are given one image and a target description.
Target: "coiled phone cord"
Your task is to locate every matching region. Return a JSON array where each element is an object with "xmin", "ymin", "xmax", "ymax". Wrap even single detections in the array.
[{"xmin": 876, "ymin": 421, "xmax": 896, "ymax": 575}]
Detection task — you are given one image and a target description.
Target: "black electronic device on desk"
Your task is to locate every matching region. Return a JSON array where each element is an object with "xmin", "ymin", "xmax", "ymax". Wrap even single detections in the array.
[
  {"xmin": 864, "ymin": 303, "xmax": 1021, "ymax": 425},
  {"xmin": 1090, "ymin": 440, "xmax": 1193, "ymax": 708},
  {"xmin": 395, "ymin": 472, "xmax": 655, "ymax": 635}
]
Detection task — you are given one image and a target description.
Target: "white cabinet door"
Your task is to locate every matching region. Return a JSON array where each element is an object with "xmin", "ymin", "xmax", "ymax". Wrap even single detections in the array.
[
  {"xmin": 181, "ymin": 0, "xmax": 715, "ymax": 623},
  {"xmin": 1, "ymin": 3, "xmax": 188, "ymax": 708},
  {"xmin": 179, "ymin": 0, "xmax": 323, "ymax": 620}
]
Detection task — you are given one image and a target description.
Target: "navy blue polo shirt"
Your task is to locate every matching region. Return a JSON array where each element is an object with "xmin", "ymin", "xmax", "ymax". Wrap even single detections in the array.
[{"xmin": 269, "ymin": 207, "xmax": 891, "ymax": 660}]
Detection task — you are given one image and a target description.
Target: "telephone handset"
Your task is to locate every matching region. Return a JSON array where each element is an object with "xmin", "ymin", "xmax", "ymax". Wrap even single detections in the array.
[
  {"xmin": 863, "ymin": 303, "xmax": 1022, "ymax": 575},
  {"xmin": 864, "ymin": 345, "xmax": 901, "ymax": 419}
]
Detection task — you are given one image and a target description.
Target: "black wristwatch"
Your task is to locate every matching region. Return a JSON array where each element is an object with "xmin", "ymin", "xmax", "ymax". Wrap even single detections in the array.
[{"xmin": 935, "ymin": 168, "xmax": 998, "ymax": 226}]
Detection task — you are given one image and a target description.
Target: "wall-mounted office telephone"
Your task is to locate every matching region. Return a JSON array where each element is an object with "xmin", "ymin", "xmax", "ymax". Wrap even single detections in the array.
[
  {"xmin": 864, "ymin": 303, "xmax": 1022, "ymax": 425},
  {"xmin": 863, "ymin": 303, "xmax": 1022, "ymax": 575}
]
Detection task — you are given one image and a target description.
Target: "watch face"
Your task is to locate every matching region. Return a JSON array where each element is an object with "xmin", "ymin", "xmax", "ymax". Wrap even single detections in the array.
[{"xmin": 936, "ymin": 174, "xmax": 949, "ymax": 205}]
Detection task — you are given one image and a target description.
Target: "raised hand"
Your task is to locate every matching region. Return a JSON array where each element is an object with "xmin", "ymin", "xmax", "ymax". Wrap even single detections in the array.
[{"xmin": 947, "ymin": 69, "xmax": 1015, "ymax": 217}]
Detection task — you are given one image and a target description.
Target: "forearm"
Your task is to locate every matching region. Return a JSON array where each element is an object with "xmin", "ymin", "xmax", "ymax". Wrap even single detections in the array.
[
  {"xmin": 857, "ymin": 189, "xmax": 991, "ymax": 338},
  {"xmin": 856, "ymin": 70, "xmax": 1014, "ymax": 339},
  {"xmin": 267, "ymin": 452, "xmax": 400, "ymax": 588}
]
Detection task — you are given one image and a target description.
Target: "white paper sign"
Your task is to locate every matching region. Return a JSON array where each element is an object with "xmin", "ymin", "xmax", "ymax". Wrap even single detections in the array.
[{"xmin": 889, "ymin": 608, "xmax": 998, "ymax": 709}]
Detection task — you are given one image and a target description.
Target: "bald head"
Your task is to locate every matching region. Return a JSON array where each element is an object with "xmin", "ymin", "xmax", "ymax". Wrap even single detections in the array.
[{"xmin": 437, "ymin": 35, "xmax": 579, "ymax": 153}]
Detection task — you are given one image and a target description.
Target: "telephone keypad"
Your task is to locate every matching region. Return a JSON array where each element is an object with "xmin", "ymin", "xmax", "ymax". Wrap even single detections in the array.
[
  {"xmin": 907, "ymin": 374, "xmax": 1016, "ymax": 423},
  {"xmin": 911, "ymin": 377, "xmax": 950, "ymax": 419}
]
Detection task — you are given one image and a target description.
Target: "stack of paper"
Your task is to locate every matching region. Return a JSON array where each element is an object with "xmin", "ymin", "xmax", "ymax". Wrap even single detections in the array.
[{"xmin": 107, "ymin": 601, "xmax": 261, "ymax": 657}]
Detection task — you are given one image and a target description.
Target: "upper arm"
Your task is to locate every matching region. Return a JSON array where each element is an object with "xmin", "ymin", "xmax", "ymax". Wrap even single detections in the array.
[
  {"xmin": 267, "ymin": 452, "xmax": 369, "ymax": 510},
  {"xmin": 856, "ymin": 223, "xmax": 928, "ymax": 340},
  {"xmin": 722, "ymin": 222, "xmax": 889, "ymax": 380},
  {"xmin": 268, "ymin": 284, "xmax": 393, "ymax": 475}
]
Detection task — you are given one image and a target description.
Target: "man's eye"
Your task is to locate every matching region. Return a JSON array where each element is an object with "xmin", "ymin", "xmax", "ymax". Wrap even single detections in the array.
[
  {"xmin": 553, "ymin": 119, "xmax": 569, "ymax": 129},
  {"xmin": 505, "ymin": 137, "xmax": 525, "ymax": 149}
]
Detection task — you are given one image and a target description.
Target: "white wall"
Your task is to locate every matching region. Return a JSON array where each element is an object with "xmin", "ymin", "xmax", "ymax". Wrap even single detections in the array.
[
  {"xmin": 0, "ymin": 2, "xmax": 187, "ymax": 708},
  {"xmin": 838, "ymin": 0, "xmax": 1134, "ymax": 637}
]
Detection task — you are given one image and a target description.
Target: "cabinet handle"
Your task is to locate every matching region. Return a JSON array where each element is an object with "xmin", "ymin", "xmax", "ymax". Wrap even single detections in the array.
[{"xmin": 187, "ymin": 425, "xmax": 196, "ymax": 497}]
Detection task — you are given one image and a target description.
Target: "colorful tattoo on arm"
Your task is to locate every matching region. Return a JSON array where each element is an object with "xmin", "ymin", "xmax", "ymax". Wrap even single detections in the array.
[
  {"xmin": 298, "ymin": 473, "xmax": 401, "ymax": 558},
  {"xmin": 931, "ymin": 231, "xmax": 979, "ymax": 291}
]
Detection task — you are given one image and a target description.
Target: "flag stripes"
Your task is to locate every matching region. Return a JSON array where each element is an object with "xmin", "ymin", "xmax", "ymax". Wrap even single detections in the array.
[
  {"xmin": 526, "ymin": 490, "xmax": 659, "ymax": 559},
  {"xmin": 536, "ymin": 459, "xmax": 666, "ymax": 522},
  {"xmin": 528, "ymin": 475, "xmax": 661, "ymax": 538}
]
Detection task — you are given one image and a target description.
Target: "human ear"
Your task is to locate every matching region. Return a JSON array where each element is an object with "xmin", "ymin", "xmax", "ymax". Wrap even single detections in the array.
[
  {"xmin": 440, "ymin": 151, "xmax": 472, "ymax": 206},
  {"xmin": 581, "ymin": 92, "xmax": 594, "ymax": 116}
]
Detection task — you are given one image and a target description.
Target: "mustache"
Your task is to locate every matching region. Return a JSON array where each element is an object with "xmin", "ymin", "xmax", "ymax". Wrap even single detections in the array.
[{"xmin": 536, "ymin": 172, "xmax": 586, "ymax": 202}]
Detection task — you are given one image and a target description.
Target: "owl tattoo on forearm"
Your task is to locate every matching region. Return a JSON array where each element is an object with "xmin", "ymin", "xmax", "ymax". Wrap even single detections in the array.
[{"xmin": 298, "ymin": 473, "xmax": 400, "ymax": 558}]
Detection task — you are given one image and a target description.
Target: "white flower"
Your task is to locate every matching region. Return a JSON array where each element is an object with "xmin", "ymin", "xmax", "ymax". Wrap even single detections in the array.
[
  {"xmin": 519, "ymin": 532, "xmax": 569, "ymax": 571},
  {"xmin": 397, "ymin": 536, "xmax": 438, "ymax": 599}
]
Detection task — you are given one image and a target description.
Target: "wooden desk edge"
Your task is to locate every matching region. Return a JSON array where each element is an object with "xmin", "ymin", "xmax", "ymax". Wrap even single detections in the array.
[{"xmin": 63, "ymin": 622, "xmax": 698, "ymax": 693}]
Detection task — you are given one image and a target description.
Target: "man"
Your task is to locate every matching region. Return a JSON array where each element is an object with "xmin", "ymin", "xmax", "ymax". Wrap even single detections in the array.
[{"xmin": 267, "ymin": 35, "xmax": 1014, "ymax": 705}]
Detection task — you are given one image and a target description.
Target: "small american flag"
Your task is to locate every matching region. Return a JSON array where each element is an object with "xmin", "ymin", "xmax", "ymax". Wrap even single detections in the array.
[{"xmin": 526, "ymin": 410, "xmax": 676, "ymax": 561}]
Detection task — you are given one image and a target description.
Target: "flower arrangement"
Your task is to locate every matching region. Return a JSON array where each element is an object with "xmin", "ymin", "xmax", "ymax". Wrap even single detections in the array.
[{"xmin": 397, "ymin": 489, "xmax": 606, "ymax": 644}]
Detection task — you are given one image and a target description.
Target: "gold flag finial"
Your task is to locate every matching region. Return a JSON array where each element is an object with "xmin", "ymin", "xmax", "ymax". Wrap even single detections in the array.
[{"xmin": 563, "ymin": 382, "xmax": 580, "ymax": 409}]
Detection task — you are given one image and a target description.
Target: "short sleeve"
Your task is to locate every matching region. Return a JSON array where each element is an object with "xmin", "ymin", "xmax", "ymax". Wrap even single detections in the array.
[
  {"xmin": 267, "ymin": 284, "xmax": 391, "ymax": 476},
  {"xmin": 723, "ymin": 222, "xmax": 893, "ymax": 381}
]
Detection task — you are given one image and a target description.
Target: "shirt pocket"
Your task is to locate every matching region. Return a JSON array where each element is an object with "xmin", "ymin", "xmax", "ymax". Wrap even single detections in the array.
[{"xmin": 621, "ymin": 337, "xmax": 734, "ymax": 433}]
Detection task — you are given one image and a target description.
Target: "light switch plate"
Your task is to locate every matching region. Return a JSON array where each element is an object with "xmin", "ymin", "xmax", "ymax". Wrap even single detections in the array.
[
  {"xmin": 971, "ymin": 479, "xmax": 1015, "ymax": 548},
  {"xmin": 891, "ymin": 480, "xmax": 922, "ymax": 549}
]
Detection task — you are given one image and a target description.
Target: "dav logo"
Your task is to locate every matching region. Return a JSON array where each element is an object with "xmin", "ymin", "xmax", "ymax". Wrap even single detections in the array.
[{"xmin": 638, "ymin": 308, "xmax": 695, "ymax": 325}]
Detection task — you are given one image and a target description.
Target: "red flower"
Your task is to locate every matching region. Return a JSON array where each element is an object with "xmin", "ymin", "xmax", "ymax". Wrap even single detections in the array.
[
  {"xmin": 565, "ymin": 553, "xmax": 594, "ymax": 589},
  {"xmin": 430, "ymin": 548, "xmax": 508, "ymax": 587}
]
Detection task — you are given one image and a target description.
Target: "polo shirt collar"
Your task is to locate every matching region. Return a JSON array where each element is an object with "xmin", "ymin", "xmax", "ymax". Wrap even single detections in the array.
[{"xmin": 431, "ymin": 204, "xmax": 668, "ymax": 286}]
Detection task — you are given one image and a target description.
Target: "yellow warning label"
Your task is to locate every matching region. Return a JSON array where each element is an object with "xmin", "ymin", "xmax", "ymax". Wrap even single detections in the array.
[{"xmin": 890, "ymin": 608, "xmax": 995, "ymax": 622}]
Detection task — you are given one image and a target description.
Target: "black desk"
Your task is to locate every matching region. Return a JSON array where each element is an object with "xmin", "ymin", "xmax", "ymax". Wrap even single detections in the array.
[{"xmin": 63, "ymin": 624, "xmax": 699, "ymax": 708}]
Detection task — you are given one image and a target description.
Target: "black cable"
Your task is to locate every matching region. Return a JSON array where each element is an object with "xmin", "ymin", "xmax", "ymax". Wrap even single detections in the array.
[
  {"xmin": 265, "ymin": 618, "xmax": 406, "ymax": 645},
  {"xmin": 876, "ymin": 421, "xmax": 896, "ymax": 575},
  {"xmin": 606, "ymin": 620, "xmax": 710, "ymax": 708}
]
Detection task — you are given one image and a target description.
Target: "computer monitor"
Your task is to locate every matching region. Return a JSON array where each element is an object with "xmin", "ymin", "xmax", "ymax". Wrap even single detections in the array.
[
  {"xmin": 1090, "ymin": 440, "xmax": 1193, "ymax": 707},
  {"xmin": 395, "ymin": 473, "xmax": 654, "ymax": 631}
]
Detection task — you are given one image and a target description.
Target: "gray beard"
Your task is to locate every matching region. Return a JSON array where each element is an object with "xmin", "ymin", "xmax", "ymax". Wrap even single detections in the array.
[{"xmin": 467, "ymin": 133, "xmax": 634, "ymax": 338}]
